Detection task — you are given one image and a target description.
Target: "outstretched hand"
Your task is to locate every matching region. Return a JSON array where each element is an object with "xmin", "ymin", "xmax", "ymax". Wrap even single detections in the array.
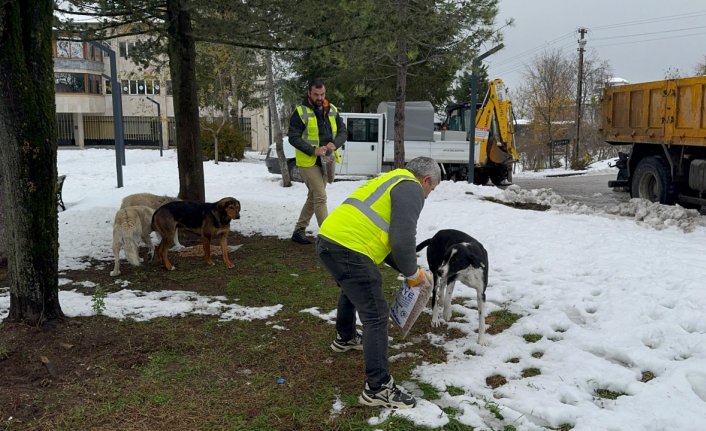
[{"xmin": 406, "ymin": 267, "xmax": 432, "ymax": 288}]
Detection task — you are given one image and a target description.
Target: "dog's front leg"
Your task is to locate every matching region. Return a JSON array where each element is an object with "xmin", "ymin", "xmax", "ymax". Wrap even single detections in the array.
[
  {"xmin": 220, "ymin": 233, "xmax": 234, "ymax": 269},
  {"xmin": 443, "ymin": 280, "xmax": 456, "ymax": 322},
  {"xmin": 477, "ymin": 286, "xmax": 488, "ymax": 346},
  {"xmin": 431, "ymin": 276, "xmax": 446, "ymax": 327}
]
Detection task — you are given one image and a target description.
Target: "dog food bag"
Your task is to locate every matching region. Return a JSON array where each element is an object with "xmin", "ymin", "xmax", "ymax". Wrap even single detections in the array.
[{"xmin": 390, "ymin": 278, "xmax": 432, "ymax": 338}]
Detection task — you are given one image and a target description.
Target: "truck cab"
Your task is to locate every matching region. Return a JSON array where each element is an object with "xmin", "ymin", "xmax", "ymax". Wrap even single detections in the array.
[{"xmin": 265, "ymin": 112, "xmax": 384, "ymax": 180}]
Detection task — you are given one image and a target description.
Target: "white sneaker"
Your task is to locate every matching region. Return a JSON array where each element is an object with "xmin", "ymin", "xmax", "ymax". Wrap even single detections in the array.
[{"xmin": 359, "ymin": 376, "xmax": 417, "ymax": 409}]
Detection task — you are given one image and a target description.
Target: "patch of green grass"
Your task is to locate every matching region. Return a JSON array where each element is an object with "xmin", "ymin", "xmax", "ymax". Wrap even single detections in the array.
[
  {"xmin": 557, "ymin": 424, "xmax": 574, "ymax": 431},
  {"xmin": 464, "ymin": 348, "xmax": 477, "ymax": 356},
  {"xmin": 506, "ymin": 357, "xmax": 520, "ymax": 363},
  {"xmin": 595, "ymin": 388, "xmax": 626, "ymax": 400},
  {"xmin": 486, "ymin": 309, "xmax": 521, "ymax": 334},
  {"xmin": 442, "ymin": 418, "xmax": 475, "ymax": 430},
  {"xmin": 447, "ymin": 385, "xmax": 465, "ymax": 396},
  {"xmin": 531, "ymin": 351, "xmax": 544, "ymax": 359},
  {"xmin": 418, "ymin": 382, "xmax": 441, "ymax": 400},
  {"xmin": 1, "ymin": 236, "xmax": 453, "ymax": 431},
  {"xmin": 503, "ymin": 426, "xmax": 517, "ymax": 431},
  {"xmin": 641, "ymin": 371, "xmax": 655, "ymax": 383},
  {"xmin": 485, "ymin": 400, "xmax": 504, "ymax": 420},
  {"xmin": 521, "ymin": 367, "xmax": 541, "ymax": 378},
  {"xmin": 523, "ymin": 333, "xmax": 543, "ymax": 343}
]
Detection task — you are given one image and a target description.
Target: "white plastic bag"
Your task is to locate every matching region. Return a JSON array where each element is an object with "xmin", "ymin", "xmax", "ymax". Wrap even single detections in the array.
[{"xmin": 390, "ymin": 279, "xmax": 432, "ymax": 338}]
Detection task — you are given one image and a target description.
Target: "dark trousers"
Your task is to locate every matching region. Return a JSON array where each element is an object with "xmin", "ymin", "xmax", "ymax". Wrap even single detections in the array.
[{"xmin": 316, "ymin": 237, "xmax": 390, "ymax": 388}]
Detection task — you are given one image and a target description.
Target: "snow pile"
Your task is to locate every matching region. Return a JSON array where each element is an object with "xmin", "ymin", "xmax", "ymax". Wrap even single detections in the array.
[
  {"xmin": 605, "ymin": 198, "xmax": 706, "ymax": 233},
  {"xmin": 496, "ymin": 185, "xmax": 565, "ymax": 206},
  {"xmin": 495, "ymin": 184, "xmax": 704, "ymax": 233}
]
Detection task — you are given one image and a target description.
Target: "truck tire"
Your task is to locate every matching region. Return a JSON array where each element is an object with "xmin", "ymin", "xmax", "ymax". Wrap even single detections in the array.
[
  {"xmin": 474, "ymin": 172, "xmax": 489, "ymax": 185},
  {"xmin": 490, "ymin": 167, "xmax": 510, "ymax": 186},
  {"xmin": 287, "ymin": 159, "xmax": 303, "ymax": 182},
  {"xmin": 631, "ymin": 156, "xmax": 676, "ymax": 204}
]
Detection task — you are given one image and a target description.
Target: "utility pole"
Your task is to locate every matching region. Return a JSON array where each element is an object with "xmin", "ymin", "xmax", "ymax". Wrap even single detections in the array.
[{"xmin": 574, "ymin": 27, "xmax": 588, "ymax": 168}]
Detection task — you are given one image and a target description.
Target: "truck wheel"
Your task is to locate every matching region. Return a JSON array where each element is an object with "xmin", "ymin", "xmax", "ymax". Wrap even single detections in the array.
[
  {"xmin": 287, "ymin": 159, "xmax": 303, "ymax": 182},
  {"xmin": 631, "ymin": 156, "xmax": 676, "ymax": 204},
  {"xmin": 474, "ymin": 172, "xmax": 489, "ymax": 185},
  {"xmin": 490, "ymin": 168, "xmax": 510, "ymax": 186}
]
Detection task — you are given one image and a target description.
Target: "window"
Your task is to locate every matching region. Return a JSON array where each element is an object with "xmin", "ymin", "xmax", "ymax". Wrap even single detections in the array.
[
  {"xmin": 88, "ymin": 75, "xmax": 101, "ymax": 94},
  {"xmin": 119, "ymin": 79, "xmax": 163, "ymax": 95},
  {"xmin": 118, "ymin": 41, "xmax": 137, "ymax": 59},
  {"xmin": 166, "ymin": 80, "xmax": 173, "ymax": 96},
  {"xmin": 87, "ymin": 45, "xmax": 103, "ymax": 62},
  {"xmin": 105, "ymin": 79, "xmax": 112, "ymax": 95},
  {"xmin": 347, "ymin": 118, "xmax": 379, "ymax": 142},
  {"xmin": 55, "ymin": 72, "xmax": 85, "ymax": 93},
  {"xmin": 56, "ymin": 40, "xmax": 84, "ymax": 59}
]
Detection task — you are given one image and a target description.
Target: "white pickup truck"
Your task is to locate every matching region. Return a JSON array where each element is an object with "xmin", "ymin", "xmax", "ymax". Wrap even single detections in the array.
[{"xmin": 266, "ymin": 80, "xmax": 518, "ymax": 184}]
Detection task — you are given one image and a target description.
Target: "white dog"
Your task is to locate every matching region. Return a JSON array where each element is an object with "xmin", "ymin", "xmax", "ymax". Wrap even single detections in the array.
[
  {"xmin": 120, "ymin": 192, "xmax": 183, "ymax": 249},
  {"xmin": 110, "ymin": 205, "xmax": 155, "ymax": 276}
]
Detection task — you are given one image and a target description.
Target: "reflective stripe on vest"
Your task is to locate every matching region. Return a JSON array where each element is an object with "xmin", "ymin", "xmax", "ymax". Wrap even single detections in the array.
[
  {"xmin": 295, "ymin": 104, "xmax": 340, "ymax": 167},
  {"xmin": 318, "ymin": 169, "xmax": 419, "ymax": 263},
  {"xmin": 342, "ymin": 174, "xmax": 412, "ymax": 232}
]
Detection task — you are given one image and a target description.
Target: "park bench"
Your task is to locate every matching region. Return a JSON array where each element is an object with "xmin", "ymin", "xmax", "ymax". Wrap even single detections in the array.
[{"xmin": 57, "ymin": 174, "xmax": 66, "ymax": 211}]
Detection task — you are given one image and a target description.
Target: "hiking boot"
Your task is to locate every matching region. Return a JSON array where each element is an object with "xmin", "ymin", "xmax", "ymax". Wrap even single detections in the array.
[
  {"xmin": 291, "ymin": 230, "xmax": 312, "ymax": 245},
  {"xmin": 359, "ymin": 376, "xmax": 417, "ymax": 409},
  {"xmin": 330, "ymin": 331, "xmax": 363, "ymax": 352}
]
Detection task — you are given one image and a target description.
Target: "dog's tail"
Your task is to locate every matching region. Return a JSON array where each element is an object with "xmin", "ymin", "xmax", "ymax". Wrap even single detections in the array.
[{"xmin": 416, "ymin": 238, "xmax": 431, "ymax": 252}]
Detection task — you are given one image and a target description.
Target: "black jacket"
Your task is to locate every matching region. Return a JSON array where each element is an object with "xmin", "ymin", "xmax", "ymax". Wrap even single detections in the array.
[{"xmin": 288, "ymin": 98, "xmax": 347, "ymax": 161}]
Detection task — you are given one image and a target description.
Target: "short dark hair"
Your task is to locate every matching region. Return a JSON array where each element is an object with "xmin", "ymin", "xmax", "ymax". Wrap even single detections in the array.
[{"xmin": 308, "ymin": 78, "xmax": 325, "ymax": 91}]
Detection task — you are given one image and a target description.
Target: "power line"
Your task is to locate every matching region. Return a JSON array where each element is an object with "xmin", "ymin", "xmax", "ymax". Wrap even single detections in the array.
[
  {"xmin": 591, "ymin": 10, "xmax": 706, "ymax": 31},
  {"xmin": 591, "ymin": 25, "xmax": 706, "ymax": 41},
  {"xmin": 590, "ymin": 31, "xmax": 706, "ymax": 49}
]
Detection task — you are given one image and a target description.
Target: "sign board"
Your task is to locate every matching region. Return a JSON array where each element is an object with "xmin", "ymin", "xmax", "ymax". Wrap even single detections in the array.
[
  {"xmin": 475, "ymin": 127, "xmax": 489, "ymax": 140},
  {"xmin": 549, "ymin": 139, "xmax": 571, "ymax": 147}
]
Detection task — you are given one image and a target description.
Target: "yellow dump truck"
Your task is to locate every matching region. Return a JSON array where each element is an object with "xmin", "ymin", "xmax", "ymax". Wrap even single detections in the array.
[{"xmin": 602, "ymin": 76, "xmax": 706, "ymax": 208}]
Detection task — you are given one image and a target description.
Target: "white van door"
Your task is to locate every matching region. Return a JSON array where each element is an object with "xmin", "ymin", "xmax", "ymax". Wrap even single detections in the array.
[{"xmin": 337, "ymin": 113, "xmax": 383, "ymax": 176}]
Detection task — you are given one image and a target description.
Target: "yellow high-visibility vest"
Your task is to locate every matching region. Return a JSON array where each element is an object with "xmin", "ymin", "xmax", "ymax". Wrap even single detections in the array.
[
  {"xmin": 294, "ymin": 104, "xmax": 341, "ymax": 167},
  {"xmin": 319, "ymin": 169, "xmax": 419, "ymax": 263}
]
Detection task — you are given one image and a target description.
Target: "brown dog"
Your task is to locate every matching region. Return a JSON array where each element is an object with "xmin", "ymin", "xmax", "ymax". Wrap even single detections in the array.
[
  {"xmin": 151, "ymin": 197, "xmax": 241, "ymax": 270},
  {"xmin": 121, "ymin": 192, "xmax": 183, "ymax": 249}
]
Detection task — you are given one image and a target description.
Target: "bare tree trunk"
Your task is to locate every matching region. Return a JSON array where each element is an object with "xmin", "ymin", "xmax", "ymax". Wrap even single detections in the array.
[
  {"xmin": 393, "ymin": 0, "xmax": 409, "ymax": 169},
  {"xmin": 265, "ymin": 52, "xmax": 291, "ymax": 187},
  {"xmin": 0, "ymin": 0, "xmax": 63, "ymax": 326},
  {"xmin": 166, "ymin": 0, "xmax": 205, "ymax": 201}
]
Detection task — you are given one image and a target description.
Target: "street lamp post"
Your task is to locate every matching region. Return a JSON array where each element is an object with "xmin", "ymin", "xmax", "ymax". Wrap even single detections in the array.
[
  {"xmin": 468, "ymin": 44, "xmax": 504, "ymax": 184},
  {"xmin": 90, "ymin": 41, "xmax": 125, "ymax": 187},
  {"xmin": 146, "ymin": 96, "xmax": 164, "ymax": 157}
]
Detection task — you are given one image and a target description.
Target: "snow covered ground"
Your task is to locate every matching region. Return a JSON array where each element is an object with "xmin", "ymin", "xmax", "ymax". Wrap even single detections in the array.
[{"xmin": 2, "ymin": 148, "xmax": 706, "ymax": 430}]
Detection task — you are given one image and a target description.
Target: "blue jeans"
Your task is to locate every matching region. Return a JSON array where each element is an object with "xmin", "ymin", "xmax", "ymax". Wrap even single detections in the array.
[{"xmin": 316, "ymin": 237, "xmax": 390, "ymax": 388}]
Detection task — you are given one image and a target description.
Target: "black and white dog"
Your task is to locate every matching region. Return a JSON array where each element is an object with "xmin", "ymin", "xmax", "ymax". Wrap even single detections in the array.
[{"xmin": 416, "ymin": 229, "xmax": 489, "ymax": 345}]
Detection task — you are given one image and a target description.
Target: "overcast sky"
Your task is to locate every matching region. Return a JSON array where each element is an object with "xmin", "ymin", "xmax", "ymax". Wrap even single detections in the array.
[{"xmin": 485, "ymin": 0, "xmax": 706, "ymax": 93}]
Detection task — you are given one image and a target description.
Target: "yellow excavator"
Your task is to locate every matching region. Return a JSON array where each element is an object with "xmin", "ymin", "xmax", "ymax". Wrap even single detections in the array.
[{"xmin": 445, "ymin": 79, "xmax": 519, "ymax": 185}]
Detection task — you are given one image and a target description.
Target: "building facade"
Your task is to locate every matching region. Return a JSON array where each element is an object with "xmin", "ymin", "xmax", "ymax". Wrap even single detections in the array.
[{"xmin": 53, "ymin": 36, "xmax": 271, "ymax": 152}]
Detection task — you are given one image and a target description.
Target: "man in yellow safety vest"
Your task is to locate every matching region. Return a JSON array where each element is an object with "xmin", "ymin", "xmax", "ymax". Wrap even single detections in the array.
[
  {"xmin": 288, "ymin": 78, "xmax": 347, "ymax": 245},
  {"xmin": 316, "ymin": 157, "xmax": 440, "ymax": 409}
]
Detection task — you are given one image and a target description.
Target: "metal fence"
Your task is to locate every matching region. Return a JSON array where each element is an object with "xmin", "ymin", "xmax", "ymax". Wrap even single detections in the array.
[
  {"xmin": 56, "ymin": 115, "xmax": 251, "ymax": 147},
  {"xmin": 83, "ymin": 116, "xmax": 159, "ymax": 146},
  {"xmin": 56, "ymin": 113, "xmax": 75, "ymax": 146}
]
